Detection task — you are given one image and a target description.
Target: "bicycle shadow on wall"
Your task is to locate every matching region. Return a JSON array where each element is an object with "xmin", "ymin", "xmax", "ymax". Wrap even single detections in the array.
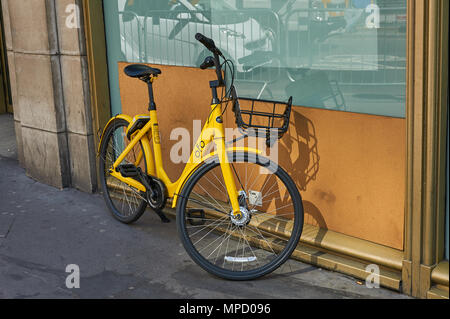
[
  {"xmin": 256, "ymin": 69, "xmax": 348, "ymax": 243},
  {"xmin": 252, "ymin": 110, "xmax": 327, "ymax": 244},
  {"xmin": 281, "ymin": 111, "xmax": 320, "ymax": 193}
]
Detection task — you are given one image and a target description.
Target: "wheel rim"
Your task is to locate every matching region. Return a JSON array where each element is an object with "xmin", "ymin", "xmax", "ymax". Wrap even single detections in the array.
[
  {"xmin": 178, "ymin": 155, "xmax": 302, "ymax": 277},
  {"xmin": 100, "ymin": 121, "xmax": 147, "ymax": 220}
]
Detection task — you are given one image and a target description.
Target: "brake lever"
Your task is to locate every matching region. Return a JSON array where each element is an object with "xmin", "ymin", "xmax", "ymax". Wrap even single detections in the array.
[{"xmin": 200, "ymin": 56, "xmax": 215, "ymax": 70}]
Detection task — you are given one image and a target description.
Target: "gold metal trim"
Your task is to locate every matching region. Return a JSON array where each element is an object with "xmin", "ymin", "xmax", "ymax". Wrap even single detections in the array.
[
  {"xmin": 434, "ymin": 0, "xmax": 449, "ymax": 264},
  {"xmin": 403, "ymin": 0, "xmax": 449, "ymax": 298},
  {"xmin": 427, "ymin": 286, "xmax": 449, "ymax": 299},
  {"xmin": 431, "ymin": 261, "xmax": 449, "ymax": 286},
  {"xmin": 82, "ymin": 0, "xmax": 111, "ymax": 146},
  {"xmin": 82, "ymin": 0, "xmax": 113, "ymax": 188},
  {"xmin": 163, "ymin": 206, "xmax": 403, "ymax": 290}
]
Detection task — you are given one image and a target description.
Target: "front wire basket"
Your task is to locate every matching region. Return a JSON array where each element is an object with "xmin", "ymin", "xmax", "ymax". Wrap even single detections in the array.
[{"xmin": 230, "ymin": 86, "xmax": 293, "ymax": 147}]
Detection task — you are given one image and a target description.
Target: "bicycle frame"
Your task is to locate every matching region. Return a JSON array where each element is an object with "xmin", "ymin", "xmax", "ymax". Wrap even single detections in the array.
[{"xmin": 103, "ymin": 102, "xmax": 261, "ymax": 215}]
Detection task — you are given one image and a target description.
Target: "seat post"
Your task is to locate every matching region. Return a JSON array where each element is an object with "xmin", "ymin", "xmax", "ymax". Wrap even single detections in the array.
[{"xmin": 146, "ymin": 78, "xmax": 157, "ymax": 111}]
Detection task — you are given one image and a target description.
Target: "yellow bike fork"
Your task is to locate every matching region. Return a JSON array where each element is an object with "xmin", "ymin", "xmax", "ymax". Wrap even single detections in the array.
[{"xmin": 205, "ymin": 106, "xmax": 241, "ymax": 217}]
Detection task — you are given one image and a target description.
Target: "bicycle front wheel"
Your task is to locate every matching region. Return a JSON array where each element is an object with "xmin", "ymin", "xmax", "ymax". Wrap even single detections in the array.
[{"xmin": 176, "ymin": 152, "xmax": 303, "ymax": 280}]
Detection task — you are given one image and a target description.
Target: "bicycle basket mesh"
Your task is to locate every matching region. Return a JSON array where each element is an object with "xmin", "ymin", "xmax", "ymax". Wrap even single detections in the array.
[{"xmin": 230, "ymin": 86, "xmax": 293, "ymax": 141}]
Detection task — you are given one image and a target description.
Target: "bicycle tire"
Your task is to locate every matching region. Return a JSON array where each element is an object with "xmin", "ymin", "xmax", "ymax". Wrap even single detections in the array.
[
  {"xmin": 176, "ymin": 152, "xmax": 304, "ymax": 280},
  {"xmin": 99, "ymin": 118, "xmax": 148, "ymax": 224}
]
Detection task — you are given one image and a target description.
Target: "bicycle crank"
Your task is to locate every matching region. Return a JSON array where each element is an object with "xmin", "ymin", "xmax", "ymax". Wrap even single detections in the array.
[
  {"xmin": 117, "ymin": 164, "xmax": 170, "ymax": 223},
  {"xmin": 145, "ymin": 177, "xmax": 167, "ymax": 209}
]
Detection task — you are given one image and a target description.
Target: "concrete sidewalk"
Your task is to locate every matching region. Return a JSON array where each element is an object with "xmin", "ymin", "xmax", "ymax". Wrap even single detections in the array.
[{"xmin": 0, "ymin": 154, "xmax": 411, "ymax": 299}]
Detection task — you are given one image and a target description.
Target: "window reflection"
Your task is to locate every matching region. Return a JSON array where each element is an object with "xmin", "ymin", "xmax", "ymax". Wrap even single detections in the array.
[{"xmin": 108, "ymin": 0, "xmax": 406, "ymax": 117}]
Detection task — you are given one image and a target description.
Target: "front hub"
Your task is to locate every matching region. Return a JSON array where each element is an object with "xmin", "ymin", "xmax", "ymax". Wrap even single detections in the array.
[{"xmin": 230, "ymin": 207, "xmax": 251, "ymax": 227}]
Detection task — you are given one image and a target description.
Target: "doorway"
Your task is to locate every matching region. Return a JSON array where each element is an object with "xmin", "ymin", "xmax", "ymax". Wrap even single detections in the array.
[{"xmin": 0, "ymin": 3, "xmax": 12, "ymax": 115}]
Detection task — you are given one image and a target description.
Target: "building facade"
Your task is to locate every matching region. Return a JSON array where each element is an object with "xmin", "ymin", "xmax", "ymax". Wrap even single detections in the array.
[{"xmin": 0, "ymin": 0, "xmax": 448, "ymax": 298}]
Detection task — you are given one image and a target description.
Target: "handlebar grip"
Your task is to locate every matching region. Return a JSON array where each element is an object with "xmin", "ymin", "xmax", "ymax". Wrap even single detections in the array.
[
  {"xmin": 195, "ymin": 33, "xmax": 215, "ymax": 51},
  {"xmin": 195, "ymin": 33, "xmax": 222, "ymax": 56},
  {"xmin": 195, "ymin": 33, "xmax": 225, "ymax": 86}
]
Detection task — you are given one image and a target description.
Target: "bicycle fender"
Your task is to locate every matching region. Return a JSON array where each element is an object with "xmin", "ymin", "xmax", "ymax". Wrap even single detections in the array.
[
  {"xmin": 171, "ymin": 147, "xmax": 263, "ymax": 209},
  {"xmin": 97, "ymin": 114, "xmax": 134, "ymax": 156}
]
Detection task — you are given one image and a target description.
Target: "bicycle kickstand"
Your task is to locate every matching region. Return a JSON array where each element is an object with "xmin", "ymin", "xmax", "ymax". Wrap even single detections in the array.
[
  {"xmin": 134, "ymin": 168, "xmax": 171, "ymax": 224},
  {"xmin": 154, "ymin": 209, "xmax": 171, "ymax": 224}
]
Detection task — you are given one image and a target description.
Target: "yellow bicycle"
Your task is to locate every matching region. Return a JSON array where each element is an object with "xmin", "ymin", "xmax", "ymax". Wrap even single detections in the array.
[{"xmin": 98, "ymin": 33, "xmax": 304, "ymax": 280}]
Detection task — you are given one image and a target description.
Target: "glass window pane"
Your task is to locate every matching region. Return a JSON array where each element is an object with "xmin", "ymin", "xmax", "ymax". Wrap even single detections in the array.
[{"xmin": 104, "ymin": 0, "xmax": 407, "ymax": 118}]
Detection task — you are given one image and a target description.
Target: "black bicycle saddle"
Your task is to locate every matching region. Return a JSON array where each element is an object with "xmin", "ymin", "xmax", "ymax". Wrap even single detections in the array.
[{"xmin": 124, "ymin": 64, "xmax": 162, "ymax": 78}]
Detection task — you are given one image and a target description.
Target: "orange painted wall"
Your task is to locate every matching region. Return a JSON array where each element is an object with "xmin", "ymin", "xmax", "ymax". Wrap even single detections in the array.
[{"xmin": 118, "ymin": 62, "xmax": 406, "ymax": 250}]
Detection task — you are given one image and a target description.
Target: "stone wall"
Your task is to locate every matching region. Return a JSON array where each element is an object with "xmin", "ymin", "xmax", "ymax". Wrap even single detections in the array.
[{"xmin": 1, "ymin": 0, "xmax": 97, "ymax": 192}]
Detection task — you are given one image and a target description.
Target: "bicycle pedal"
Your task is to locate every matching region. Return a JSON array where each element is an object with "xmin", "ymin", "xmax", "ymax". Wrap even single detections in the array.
[
  {"xmin": 116, "ymin": 164, "xmax": 140, "ymax": 178},
  {"xmin": 187, "ymin": 209, "xmax": 206, "ymax": 226}
]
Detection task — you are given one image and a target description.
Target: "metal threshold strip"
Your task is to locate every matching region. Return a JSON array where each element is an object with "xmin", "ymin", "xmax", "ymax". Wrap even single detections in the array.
[
  {"xmin": 428, "ymin": 261, "xmax": 449, "ymax": 299},
  {"xmin": 106, "ymin": 180, "xmax": 403, "ymax": 290}
]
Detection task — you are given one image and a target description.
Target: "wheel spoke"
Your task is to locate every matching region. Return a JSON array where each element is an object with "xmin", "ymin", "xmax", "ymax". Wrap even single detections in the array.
[
  {"xmin": 99, "ymin": 120, "xmax": 147, "ymax": 223},
  {"xmin": 180, "ymin": 157, "xmax": 303, "ymax": 279}
]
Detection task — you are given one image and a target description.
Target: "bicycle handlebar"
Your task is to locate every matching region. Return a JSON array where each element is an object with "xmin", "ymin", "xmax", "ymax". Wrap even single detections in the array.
[
  {"xmin": 195, "ymin": 33, "xmax": 223, "ymax": 57},
  {"xmin": 195, "ymin": 33, "xmax": 225, "ymax": 87}
]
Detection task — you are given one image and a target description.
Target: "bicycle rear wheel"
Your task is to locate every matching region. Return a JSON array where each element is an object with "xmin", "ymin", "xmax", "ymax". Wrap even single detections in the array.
[
  {"xmin": 176, "ymin": 152, "xmax": 303, "ymax": 280},
  {"xmin": 99, "ymin": 118, "xmax": 148, "ymax": 224}
]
